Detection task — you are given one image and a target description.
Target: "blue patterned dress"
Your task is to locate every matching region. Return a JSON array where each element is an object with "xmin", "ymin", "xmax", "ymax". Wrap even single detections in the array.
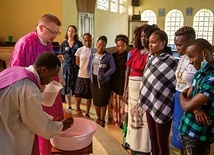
[{"xmin": 59, "ymin": 40, "xmax": 83, "ymax": 95}]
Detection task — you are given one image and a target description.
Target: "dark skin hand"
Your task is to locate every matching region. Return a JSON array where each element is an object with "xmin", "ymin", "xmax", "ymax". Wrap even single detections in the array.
[
  {"xmin": 180, "ymin": 88, "xmax": 210, "ymax": 125},
  {"xmin": 123, "ymin": 66, "xmax": 130, "ymax": 104},
  {"xmin": 193, "ymin": 109, "xmax": 210, "ymax": 125},
  {"xmin": 61, "ymin": 117, "xmax": 74, "ymax": 131}
]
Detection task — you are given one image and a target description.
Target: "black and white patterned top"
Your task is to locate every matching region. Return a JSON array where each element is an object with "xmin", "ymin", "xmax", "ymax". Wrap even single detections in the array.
[{"xmin": 139, "ymin": 52, "xmax": 178, "ymax": 124}]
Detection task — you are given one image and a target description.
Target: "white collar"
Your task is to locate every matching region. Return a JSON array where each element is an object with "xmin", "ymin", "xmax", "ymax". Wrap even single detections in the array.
[
  {"xmin": 25, "ymin": 65, "xmax": 41, "ymax": 85},
  {"xmin": 38, "ymin": 36, "xmax": 47, "ymax": 45}
]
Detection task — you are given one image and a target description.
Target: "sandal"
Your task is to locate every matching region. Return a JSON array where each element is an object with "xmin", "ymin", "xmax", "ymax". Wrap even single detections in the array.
[
  {"xmin": 99, "ymin": 120, "xmax": 105, "ymax": 127},
  {"xmin": 76, "ymin": 109, "xmax": 83, "ymax": 116},
  {"xmin": 96, "ymin": 118, "xmax": 100, "ymax": 124}
]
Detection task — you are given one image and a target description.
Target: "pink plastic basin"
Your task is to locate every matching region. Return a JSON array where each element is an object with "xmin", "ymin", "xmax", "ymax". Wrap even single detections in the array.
[{"xmin": 50, "ymin": 117, "xmax": 97, "ymax": 151}]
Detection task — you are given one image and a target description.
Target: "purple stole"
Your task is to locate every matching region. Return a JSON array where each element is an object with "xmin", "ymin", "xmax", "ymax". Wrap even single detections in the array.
[{"xmin": 0, "ymin": 66, "xmax": 39, "ymax": 90}]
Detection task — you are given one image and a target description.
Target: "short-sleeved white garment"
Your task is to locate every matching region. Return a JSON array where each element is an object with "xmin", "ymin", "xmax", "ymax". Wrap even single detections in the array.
[{"xmin": 75, "ymin": 46, "xmax": 96, "ymax": 78}]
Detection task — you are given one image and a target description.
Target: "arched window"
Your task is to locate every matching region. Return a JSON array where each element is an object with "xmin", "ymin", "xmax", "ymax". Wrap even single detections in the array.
[
  {"xmin": 165, "ymin": 9, "xmax": 184, "ymax": 50},
  {"xmin": 97, "ymin": 0, "xmax": 109, "ymax": 11},
  {"xmin": 110, "ymin": 0, "xmax": 118, "ymax": 12},
  {"xmin": 141, "ymin": 10, "xmax": 157, "ymax": 25},
  {"xmin": 193, "ymin": 9, "xmax": 213, "ymax": 43},
  {"xmin": 119, "ymin": 0, "xmax": 126, "ymax": 13}
]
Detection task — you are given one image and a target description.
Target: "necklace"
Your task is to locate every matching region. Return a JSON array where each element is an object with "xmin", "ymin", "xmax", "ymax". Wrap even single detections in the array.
[{"xmin": 177, "ymin": 55, "xmax": 190, "ymax": 81}]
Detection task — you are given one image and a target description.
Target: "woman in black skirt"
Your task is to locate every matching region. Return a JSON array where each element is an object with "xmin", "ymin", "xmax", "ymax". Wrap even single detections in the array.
[
  {"xmin": 88, "ymin": 35, "xmax": 116, "ymax": 127},
  {"xmin": 75, "ymin": 33, "xmax": 96, "ymax": 117}
]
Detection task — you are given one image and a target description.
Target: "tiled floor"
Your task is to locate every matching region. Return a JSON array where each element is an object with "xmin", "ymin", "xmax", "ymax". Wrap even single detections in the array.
[
  {"xmin": 63, "ymin": 99, "xmax": 214, "ymax": 155},
  {"xmin": 63, "ymin": 100, "xmax": 130, "ymax": 154},
  {"xmin": 63, "ymin": 101, "xmax": 123, "ymax": 142}
]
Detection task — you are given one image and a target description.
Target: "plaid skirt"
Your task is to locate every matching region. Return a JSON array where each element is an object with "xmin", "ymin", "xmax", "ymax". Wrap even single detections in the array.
[{"xmin": 75, "ymin": 77, "xmax": 92, "ymax": 99}]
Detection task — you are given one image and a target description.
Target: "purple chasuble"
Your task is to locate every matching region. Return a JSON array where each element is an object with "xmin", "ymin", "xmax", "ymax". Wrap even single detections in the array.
[
  {"xmin": 10, "ymin": 31, "xmax": 53, "ymax": 67},
  {"xmin": 0, "ymin": 66, "xmax": 39, "ymax": 89}
]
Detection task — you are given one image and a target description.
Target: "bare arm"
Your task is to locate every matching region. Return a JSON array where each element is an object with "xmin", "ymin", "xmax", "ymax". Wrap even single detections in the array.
[
  {"xmin": 180, "ymin": 92, "xmax": 210, "ymax": 112},
  {"xmin": 186, "ymin": 86, "xmax": 193, "ymax": 99},
  {"xmin": 123, "ymin": 66, "xmax": 130, "ymax": 103},
  {"xmin": 76, "ymin": 56, "xmax": 80, "ymax": 66},
  {"xmin": 181, "ymin": 87, "xmax": 210, "ymax": 125}
]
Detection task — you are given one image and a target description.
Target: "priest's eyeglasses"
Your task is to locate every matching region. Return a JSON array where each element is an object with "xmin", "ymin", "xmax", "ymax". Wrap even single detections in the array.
[{"xmin": 43, "ymin": 25, "xmax": 61, "ymax": 36}]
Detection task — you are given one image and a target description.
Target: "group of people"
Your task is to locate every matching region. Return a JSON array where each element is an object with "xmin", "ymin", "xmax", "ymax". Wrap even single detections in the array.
[
  {"xmin": 120, "ymin": 24, "xmax": 177, "ymax": 155},
  {"xmin": 117, "ymin": 24, "xmax": 214, "ymax": 155},
  {"xmin": 0, "ymin": 12, "xmax": 213, "ymax": 155},
  {"xmin": 60, "ymin": 21, "xmax": 214, "ymax": 155},
  {"xmin": 57, "ymin": 25, "xmax": 116, "ymax": 127}
]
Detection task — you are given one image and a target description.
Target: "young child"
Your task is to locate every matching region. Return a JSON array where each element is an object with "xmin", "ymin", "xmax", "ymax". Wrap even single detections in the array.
[{"xmin": 139, "ymin": 30, "xmax": 178, "ymax": 155}]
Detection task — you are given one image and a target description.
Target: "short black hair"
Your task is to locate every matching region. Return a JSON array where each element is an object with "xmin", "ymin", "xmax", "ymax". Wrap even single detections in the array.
[
  {"xmin": 152, "ymin": 30, "xmax": 173, "ymax": 55},
  {"xmin": 115, "ymin": 34, "xmax": 129, "ymax": 45},
  {"xmin": 83, "ymin": 33, "xmax": 92, "ymax": 39},
  {"xmin": 97, "ymin": 35, "xmax": 107, "ymax": 44},
  {"xmin": 34, "ymin": 52, "xmax": 61, "ymax": 70},
  {"xmin": 174, "ymin": 26, "xmax": 196, "ymax": 40},
  {"xmin": 187, "ymin": 38, "xmax": 212, "ymax": 52},
  {"xmin": 152, "ymin": 30, "xmax": 168, "ymax": 45}
]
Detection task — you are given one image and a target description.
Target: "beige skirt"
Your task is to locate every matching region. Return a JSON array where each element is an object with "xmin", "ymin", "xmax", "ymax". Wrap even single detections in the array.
[{"xmin": 125, "ymin": 77, "xmax": 151, "ymax": 153}]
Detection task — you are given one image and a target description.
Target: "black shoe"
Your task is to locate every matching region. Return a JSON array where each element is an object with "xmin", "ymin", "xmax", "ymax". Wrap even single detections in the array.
[
  {"xmin": 67, "ymin": 106, "xmax": 72, "ymax": 109},
  {"xmin": 121, "ymin": 143, "xmax": 129, "ymax": 150},
  {"xmin": 85, "ymin": 113, "xmax": 91, "ymax": 118},
  {"xmin": 120, "ymin": 124, "xmax": 123, "ymax": 129}
]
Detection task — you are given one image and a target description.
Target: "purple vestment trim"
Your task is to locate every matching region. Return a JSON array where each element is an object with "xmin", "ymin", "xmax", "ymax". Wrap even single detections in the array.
[{"xmin": 0, "ymin": 66, "xmax": 39, "ymax": 90}]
